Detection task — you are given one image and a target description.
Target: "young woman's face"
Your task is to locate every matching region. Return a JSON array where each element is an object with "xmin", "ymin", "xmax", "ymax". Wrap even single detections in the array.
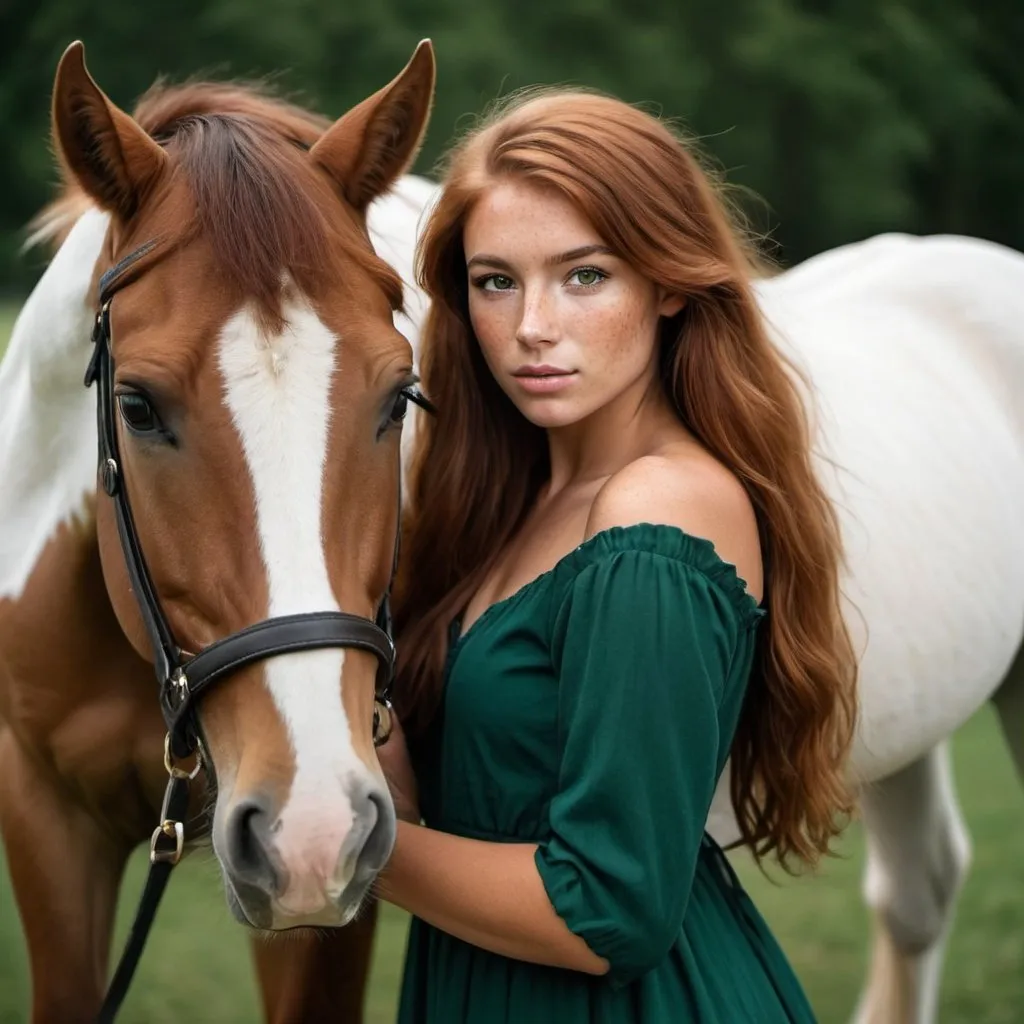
[{"xmin": 463, "ymin": 178, "xmax": 683, "ymax": 430}]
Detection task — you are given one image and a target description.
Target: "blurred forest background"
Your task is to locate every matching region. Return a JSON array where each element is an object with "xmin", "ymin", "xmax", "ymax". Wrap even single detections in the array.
[{"xmin": 1, "ymin": 0, "xmax": 1022, "ymax": 296}]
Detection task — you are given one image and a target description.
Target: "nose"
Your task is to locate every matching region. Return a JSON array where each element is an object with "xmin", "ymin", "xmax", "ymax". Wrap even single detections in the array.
[
  {"xmin": 516, "ymin": 286, "xmax": 558, "ymax": 347},
  {"xmin": 219, "ymin": 775, "xmax": 396, "ymax": 924},
  {"xmin": 224, "ymin": 795, "xmax": 284, "ymax": 897}
]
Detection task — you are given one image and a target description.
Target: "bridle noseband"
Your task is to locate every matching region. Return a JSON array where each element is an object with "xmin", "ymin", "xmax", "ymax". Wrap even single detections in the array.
[{"xmin": 90, "ymin": 240, "xmax": 434, "ymax": 1023}]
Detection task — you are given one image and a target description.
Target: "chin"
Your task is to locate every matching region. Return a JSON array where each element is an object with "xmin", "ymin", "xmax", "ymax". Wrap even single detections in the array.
[
  {"xmin": 224, "ymin": 879, "xmax": 274, "ymax": 930},
  {"xmin": 513, "ymin": 399, "xmax": 585, "ymax": 430}
]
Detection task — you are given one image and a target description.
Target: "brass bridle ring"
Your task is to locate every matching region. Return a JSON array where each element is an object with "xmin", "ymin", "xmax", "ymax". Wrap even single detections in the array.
[
  {"xmin": 163, "ymin": 732, "xmax": 202, "ymax": 781},
  {"xmin": 373, "ymin": 697, "xmax": 394, "ymax": 747}
]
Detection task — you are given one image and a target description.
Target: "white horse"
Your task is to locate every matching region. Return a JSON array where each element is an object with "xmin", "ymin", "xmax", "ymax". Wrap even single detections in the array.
[
  {"xmin": 9, "ymin": 173, "xmax": 1024, "ymax": 1024},
  {"xmin": 377, "ymin": 179, "xmax": 1024, "ymax": 1024},
  {"xmin": 730, "ymin": 231, "xmax": 1024, "ymax": 1024}
]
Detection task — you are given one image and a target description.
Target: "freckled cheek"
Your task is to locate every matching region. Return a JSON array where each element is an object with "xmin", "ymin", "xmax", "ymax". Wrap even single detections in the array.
[
  {"xmin": 578, "ymin": 305, "xmax": 647, "ymax": 371},
  {"xmin": 469, "ymin": 301, "xmax": 515, "ymax": 365}
]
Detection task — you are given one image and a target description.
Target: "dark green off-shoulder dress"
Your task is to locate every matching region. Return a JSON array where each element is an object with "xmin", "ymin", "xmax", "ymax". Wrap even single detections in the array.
[{"xmin": 397, "ymin": 524, "xmax": 816, "ymax": 1023}]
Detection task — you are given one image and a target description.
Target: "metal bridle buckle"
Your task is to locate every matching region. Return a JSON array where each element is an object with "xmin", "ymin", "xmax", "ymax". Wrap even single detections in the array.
[
  {"xmin": 373, "ymin": 696, "xmax": 394, "ymax": 747},
  {"xmin": 150, "ymin": 733, "xmax": 200, "ymax": 865},
  {"xmin": 171, "ymin": 667, "xmax": 189, "ymax": 703},
  {"xmin": 163, "ymin": 732, "xmax": 202, "ymax": 781},
  {"xmin": 149, "ymin": 820, "xmax": 185, "ymax": 865}
]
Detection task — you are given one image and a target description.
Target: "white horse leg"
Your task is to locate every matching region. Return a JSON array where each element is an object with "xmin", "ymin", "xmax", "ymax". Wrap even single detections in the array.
[{"xmin": 852, "ymin": 743, "xmax": 972, "ymax": 1024}]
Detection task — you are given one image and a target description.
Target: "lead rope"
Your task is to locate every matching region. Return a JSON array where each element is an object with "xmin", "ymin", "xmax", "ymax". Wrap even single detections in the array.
[{"xmin": 96, "ymin": 739, "xmax": 200, "ymax": 1024}]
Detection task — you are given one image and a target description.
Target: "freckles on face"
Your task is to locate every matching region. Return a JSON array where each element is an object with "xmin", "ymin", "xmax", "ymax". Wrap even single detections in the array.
[{"xmin": 462, "ymin": 179, "xmax": 674, "ymax": 428}]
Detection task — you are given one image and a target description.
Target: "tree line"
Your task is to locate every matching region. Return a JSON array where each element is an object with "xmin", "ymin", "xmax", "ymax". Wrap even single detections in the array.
[{"xmin": 2, "ymin": 0, "xmax": 1020, "ymax": 293}]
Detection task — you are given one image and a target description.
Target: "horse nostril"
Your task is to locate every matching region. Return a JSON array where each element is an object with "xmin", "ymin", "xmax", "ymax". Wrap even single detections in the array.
[
  {"xmin": 355, "ymin": 784, "xmax": 396, "ymax": 876},
  {"xmin": 225, "ymin": 796, "xmax": 282, "ymax": 895}
]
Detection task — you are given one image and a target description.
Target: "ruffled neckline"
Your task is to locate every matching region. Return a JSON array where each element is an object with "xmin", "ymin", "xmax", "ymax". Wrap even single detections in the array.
[{"xmin": 452, "ymin": 522, "xmax": 765, "ymax": 655}]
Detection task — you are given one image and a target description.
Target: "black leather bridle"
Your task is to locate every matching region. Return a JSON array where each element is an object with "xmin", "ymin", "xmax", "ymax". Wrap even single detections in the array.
[{"xmin": 89, "ymin": 241, "xmax": 433, "ymax": 1023}]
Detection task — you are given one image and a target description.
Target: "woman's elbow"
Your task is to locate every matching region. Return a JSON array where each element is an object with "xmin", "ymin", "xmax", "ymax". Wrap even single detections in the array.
[
  {"xmin": 552, "ymin": 928, "xmax": 611, "ymax": 976},
  {"xmin": 599, "ymin": 917, "xmax": 680, "ymax": 983},
  {"xmin": 554, "ymin": 914, "xmax": 678, "ymax": 981},
  {"xmin": 573, "ymin": 947, "xmax": 611, "ymax": 976}
]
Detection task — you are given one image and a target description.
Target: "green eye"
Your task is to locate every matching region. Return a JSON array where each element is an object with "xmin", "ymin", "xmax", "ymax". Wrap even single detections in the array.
[
  {"xmin": 571, "ymin": 267, "xmax": 605, "ymax": 287},
  {"xmin": 486, "ymin": 274, "xmax": 514, "ymax": 291}
]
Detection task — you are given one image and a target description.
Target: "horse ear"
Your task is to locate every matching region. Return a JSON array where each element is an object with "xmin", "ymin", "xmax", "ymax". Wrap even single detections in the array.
[
  {"xmin": 51, "ymin": 41, "xmax": 167, "ymax": 220},
  {"xmin": 310, "ymin": 39, "xmax": 436, "ymax": 212}
]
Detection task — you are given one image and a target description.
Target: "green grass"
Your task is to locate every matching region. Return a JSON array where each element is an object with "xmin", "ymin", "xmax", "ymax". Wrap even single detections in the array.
[
  {"xmin": 0, "ymin": 304, "xmax": 16, "ymax": 348},
  {"xmin": 1, "ymin": 300, "xmax": 1022, "ymax": 1021},
  {"xmin": 731, "ymin": 707, "xmax": 1024, "ymax": 1024},
  {"xmin": 1, "ymin": 709, "xmax": 1020, "ymax": 1023}
]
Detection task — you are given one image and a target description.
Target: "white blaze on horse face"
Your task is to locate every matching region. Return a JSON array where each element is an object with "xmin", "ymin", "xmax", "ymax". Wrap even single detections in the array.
[
  {"xmin": 0, "ymin": 207, "xmax": 109, "ymax": 600},
  {"xmin": 218, "ymin": 295, "xmax": 367, "ymax": 917}
]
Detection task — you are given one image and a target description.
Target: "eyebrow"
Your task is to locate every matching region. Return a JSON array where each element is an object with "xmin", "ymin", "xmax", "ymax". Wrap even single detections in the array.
[{"xmin": 466, "ymin": 244, "xmax": 615, "ymax": 272}]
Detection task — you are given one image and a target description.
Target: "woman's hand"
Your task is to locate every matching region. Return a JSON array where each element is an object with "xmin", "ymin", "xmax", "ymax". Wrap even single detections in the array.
[{"xmin": 376, "ymin": 709, "xmax": 421, "ymax": 823}]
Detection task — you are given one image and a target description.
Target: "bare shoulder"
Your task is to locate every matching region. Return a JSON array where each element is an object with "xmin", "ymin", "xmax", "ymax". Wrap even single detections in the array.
[{"xmin": 585, "ymin": 446, "xmax": 763, "ymax": 602}]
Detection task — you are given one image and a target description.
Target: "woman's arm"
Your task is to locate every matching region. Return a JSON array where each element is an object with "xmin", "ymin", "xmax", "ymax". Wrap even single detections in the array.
[{"xmin": 376, "ymin": 821, "xmax": 610, "ymax": 974}]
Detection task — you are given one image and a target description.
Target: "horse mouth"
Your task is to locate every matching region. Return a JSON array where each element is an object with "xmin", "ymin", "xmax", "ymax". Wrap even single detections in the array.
[{"xmin": 222, "ymin": 875, "xmax": 274, "ymax": 930}]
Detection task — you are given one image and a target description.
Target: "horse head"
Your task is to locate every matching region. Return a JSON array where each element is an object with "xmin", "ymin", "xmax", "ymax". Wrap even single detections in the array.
[{"xmin": 49, "ymin": 38, "xmax": 435, "ymax": 929}]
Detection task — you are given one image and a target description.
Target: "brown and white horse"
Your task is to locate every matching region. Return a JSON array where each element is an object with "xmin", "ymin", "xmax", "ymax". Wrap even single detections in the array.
[{"xmin": 0, "ymin": 41, "xmax": 435, "ymax": 1022}]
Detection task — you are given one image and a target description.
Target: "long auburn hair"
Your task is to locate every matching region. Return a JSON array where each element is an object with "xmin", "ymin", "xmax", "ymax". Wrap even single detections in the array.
[{"xmin": 393, "ymin": 89, "xmax": 857, "ymax": 868}]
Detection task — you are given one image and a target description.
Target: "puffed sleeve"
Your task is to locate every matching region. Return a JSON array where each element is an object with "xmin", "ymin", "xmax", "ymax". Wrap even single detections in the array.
[{"xmin": 534, "ymin": 548, "xmax": 747, "ymax": 986}]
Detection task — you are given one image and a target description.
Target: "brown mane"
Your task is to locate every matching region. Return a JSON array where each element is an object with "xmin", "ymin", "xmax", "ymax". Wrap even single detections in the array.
[{"xmin": 30, "ymin": 79, "xmax": 403, "ymax": 321}]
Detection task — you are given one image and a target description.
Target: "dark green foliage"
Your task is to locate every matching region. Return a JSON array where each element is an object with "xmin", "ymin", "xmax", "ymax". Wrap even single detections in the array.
[{"xmin": 1, "ymin": 0, "xmax": 1021, "ymax": 293}]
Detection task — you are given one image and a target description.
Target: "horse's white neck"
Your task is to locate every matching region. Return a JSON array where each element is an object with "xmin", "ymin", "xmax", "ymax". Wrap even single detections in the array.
[
  {"xmin": 0, "ymin": 208, "xmax": 108, "ymax": 600},
  {"xmin": 365, "ymin": 174, "xmax": 438, "ymax": 493}
]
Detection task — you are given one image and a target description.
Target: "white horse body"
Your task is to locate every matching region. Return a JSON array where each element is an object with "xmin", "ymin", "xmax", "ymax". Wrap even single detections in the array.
[
  {"xmin": 760, "ymin": 231, "xmax": 1024, "ymax": 782},
  {"xmin": 4, "ymin": 175, "xmax": 1022, "ymax": 1023},
  {"xmin": 745, "ymin": 233, "xmax": 1024, "ymax": 1023}
]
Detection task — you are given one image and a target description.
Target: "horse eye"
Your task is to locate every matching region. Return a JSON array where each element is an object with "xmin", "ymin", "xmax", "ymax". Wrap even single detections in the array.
[
  {"xmin": 117, "ymin": 393, "xmax": 159, "ymax": 433},
  {"xmin": 389, "ymin": 389, "xmax": 410, "ymax": 425}
]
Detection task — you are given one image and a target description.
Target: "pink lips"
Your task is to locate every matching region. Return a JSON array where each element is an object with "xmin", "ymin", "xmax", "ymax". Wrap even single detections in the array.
[{"xmin": 512, "ymin": 365, "xmax": 577, "ymax": 394}]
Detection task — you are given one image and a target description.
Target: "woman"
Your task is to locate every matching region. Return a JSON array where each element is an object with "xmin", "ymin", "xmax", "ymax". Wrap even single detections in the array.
[{"xmin": 376, "ymin": 88, "xmax": 857, "ymax": 1022}]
